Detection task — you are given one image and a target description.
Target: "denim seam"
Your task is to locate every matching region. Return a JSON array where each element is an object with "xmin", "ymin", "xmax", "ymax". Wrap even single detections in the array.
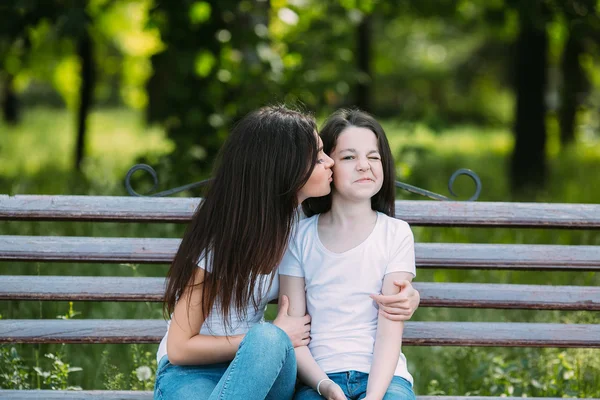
[
  {"xmin": 265, "ymin": 345, "xmax": 293, "ymax": 399},
  {"xmin": 219, "ymin": 352, "xmax": 241, "ymax": 399},
  {"xmin": 154, "ymin": 368, "xmax": 164, "ymax": 389},
  {"xmin": 155, "ymin": 384, "xmax": 163, "ymax": 400},
  {"xmin": 213, "ymin": 328, "xmax": 255, "ymax": 399},
  {"xmin": 155, "ymin": 356, "xmax": 170, "ymax": 379},
  {"xmin": 216, "ymin": 336, "xmax": 292, "ymax": 399},
  {"xmin": 154, "ymin": 359, "xmax": 171, "ymax": 389}
]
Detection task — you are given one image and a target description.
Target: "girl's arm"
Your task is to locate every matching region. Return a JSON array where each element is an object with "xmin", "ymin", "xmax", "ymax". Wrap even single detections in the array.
[
  {"xmin": 366, "ymin": 271, "xmax": 414, "ymax": 399},
  {"xmin": 280, "ymin": 275, "xmax": 347, "ymax": 400},
  {"xmin": 167, "ymin": 268, "xmax": 311, "ymax": 365},
  {"xmin": 167, "ymin": 267, "xmax": 242, "ymax": 365}
]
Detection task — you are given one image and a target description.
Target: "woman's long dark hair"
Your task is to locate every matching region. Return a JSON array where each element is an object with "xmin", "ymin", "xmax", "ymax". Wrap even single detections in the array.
[
  {"xmin": 303, "ymin": 108, "xmax": 396, "ymax": 218},
  {"xmin": 164, "ymin": 106, "xmax": 318, "ymax": 329}
]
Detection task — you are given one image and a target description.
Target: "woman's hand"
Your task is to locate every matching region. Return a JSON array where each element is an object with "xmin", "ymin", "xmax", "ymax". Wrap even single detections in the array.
[
  {"xmin": 273, "ymin": 295, "xmax": 311, "ymax": 347},
  {"xmin": 370, "ymin": 280, "xmax": 420, "ymax": 321},
  {"xmin": 319, "ymin": 380, "xmax": 347, "ymax": 400}
]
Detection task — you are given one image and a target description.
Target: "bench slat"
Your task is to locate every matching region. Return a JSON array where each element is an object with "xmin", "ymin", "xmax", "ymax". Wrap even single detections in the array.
[
  {"xmin": 2, "ymin": 195, "xmax": 600, "ymax": 228},
  {"xmin": 0, "ymin": 392, "xmax": 153, "ymax": 400},
  {"xmin": 415, "ymin": 282, "xmax": 600, "ymax": 310},
  {"xmin": 0, "ymin": 392, "xmax": 591, "ymax": 400},
  {"xmin": 0, "ymin": 320, "xmax": 598, "ymax": 347},
  {"xmin": 0, "ymin": 276, "xmax": 165, "ymax": 302},
  {"xmin": 1, "ymin": 236, "xmax": 598, "ymax": 270},
  {"xmin": 2, "ymin": 276, "xmax": 599, "ymax": 310}
]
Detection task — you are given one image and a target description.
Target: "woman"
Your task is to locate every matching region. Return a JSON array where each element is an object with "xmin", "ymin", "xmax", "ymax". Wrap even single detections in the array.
[{"xmin": 154, "ymin": 106, "xmax": 420, "ymax": 400}]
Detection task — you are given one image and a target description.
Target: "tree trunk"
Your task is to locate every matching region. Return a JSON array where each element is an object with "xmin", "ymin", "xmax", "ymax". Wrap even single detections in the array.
[
  {"xmin": 510, "ymin": 10, "xmax": 548, "ymax": 194},
  {"xmin": 2, "ymin": 73, "xmax": 20, "ymax": 124},
  {"xmin": 355, "ymin": 15, "xmax": 372, "ymax": 112},
  {"xmin": 559, "ymin": 31, "xmax": 588, "ymax": 146},
  {"xmin": 75, "ymin": 29, "xmax": 94, "ymax": 172}
]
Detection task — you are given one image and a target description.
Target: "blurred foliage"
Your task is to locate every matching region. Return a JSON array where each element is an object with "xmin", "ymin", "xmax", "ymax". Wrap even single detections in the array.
[{"xmin": 1, "ymin": 0, "xmax": 599, "ymax": 185}]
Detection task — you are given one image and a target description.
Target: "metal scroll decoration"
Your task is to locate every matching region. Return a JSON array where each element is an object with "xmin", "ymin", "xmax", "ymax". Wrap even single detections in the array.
[
  {"xmin": 124, "ymin": 164, "xmax": 213, "ymax": 197},
  {"xmin": 125, "ymin": 164, "xmax": 482, "ymax": 201},
  {"xmin": 395, "ymin": 168, "xmax": 481, "ymax": 201}
]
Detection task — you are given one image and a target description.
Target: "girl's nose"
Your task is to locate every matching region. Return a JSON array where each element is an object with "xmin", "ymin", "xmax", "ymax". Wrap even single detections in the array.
[{"xmin": 357, "ymin": 157, "xmax": 370, "ymax": 171}]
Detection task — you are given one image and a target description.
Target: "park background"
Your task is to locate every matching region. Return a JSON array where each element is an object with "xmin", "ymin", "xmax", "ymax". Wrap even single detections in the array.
[{"xmin": 1, "ymin": 0, "xmax": 599, "ymax": 396}]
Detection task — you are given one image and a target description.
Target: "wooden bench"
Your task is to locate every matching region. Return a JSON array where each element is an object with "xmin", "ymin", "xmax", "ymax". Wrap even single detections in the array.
[{"xmin": 1, "ymin": 194, "xmax": 599, "ymax": 399}]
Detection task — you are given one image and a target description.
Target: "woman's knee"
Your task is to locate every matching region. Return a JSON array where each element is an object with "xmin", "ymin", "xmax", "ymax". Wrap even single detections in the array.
[
  {"xmin": 245, "ymin": 323, "xmax": 293, "ymax": 352},
  {"xmin": 153, "ymin": 363, "xmax": 221, "ymax": 400}
]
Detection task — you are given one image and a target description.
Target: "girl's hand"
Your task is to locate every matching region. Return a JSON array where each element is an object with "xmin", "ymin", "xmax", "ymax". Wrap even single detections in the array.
[
  {"xmin": 273, "ymin": 295, "xmax": 311, "ymax": 347},
  {"xmin": 370, "ymin": 280, "xmax": 420, "ymax": 321},
  {"xmin": 320, "ymin": 380, "xmax": 347, "ymax": 400}
]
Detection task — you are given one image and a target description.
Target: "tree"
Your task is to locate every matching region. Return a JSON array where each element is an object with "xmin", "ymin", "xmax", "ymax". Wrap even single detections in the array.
[
  {"xmin": 510, "ymin": 1, "xmax": 550, "ymax": 193},
  {"xmin": 75, "ymin": 17, "xmax": 95, "ymax": 171},
  {"xmin": 0, "ymin": 1, "xmax": 102, "ymax": 170},
  {"xmin": 557, "ymin": 0, "xmax": 597, "ymax": 146},
  {"xmin": 146, "ymin": 1, "xmax": 284, "ymax": 182},
  {"xmin": 355, "ymin": 14, "xmax": 372, "ymax": 111},
  {"xmin": 1, "ymin": 71, "xmax": 20, "ymax": 124}
]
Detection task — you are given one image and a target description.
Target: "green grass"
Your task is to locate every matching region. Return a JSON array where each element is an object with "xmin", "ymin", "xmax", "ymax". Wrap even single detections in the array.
[
  {"xmin": 0, "ymin": 107, "xmax": 173, "ymax": 195},
  {"xmin": 1, "ymin": 107, "xmax": 599, "ymax": 395}
]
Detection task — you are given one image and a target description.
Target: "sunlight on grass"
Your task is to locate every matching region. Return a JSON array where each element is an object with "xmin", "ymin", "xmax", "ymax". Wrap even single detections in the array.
[
  {"xmin": 383, "ymin": 121, "xmax": 513, "ymax": 157},
  {"xmin": 1, "ymin": 108, "xmax": 73, "ymax": 176},
  {"xmin": 84, "ymin": 109, "xmax": 174, "ymax": 180},
  {"xmin": 0, "ymin": 107, "xmax": 173, "ymax": 182}
]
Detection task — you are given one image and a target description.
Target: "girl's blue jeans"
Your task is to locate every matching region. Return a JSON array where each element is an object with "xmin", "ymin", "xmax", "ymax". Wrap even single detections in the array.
[
  {"xmin": 294, "ymin": 370, "xmax": 416, "ymax": 400},
  {"xmin": 153, "ymin": 323, "xmax": 297, "ymax": 400}
]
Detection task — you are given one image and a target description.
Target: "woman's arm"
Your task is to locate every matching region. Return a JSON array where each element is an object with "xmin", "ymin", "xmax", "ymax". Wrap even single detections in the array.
[
  {"xmin": 366, "ymin": 272, "xmax": 413, "ymax": 399},
  {"xmin": 167, "ymin": 268, "xmax": 243, "ymax": 365},
  {"xmin": 370, "ymin": 280, "xmax": 420, "ymax": 321},
  {"xmin": 168, "ymin": 268, "xmax": 314, "ymax": 366},
  {"xmin": 279, "ymin": 275, "xmax": 346, "ymax": 400}
]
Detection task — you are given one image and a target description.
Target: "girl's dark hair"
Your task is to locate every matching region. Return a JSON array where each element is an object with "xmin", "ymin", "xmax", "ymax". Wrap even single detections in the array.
[
  {"xmin": 303, "ymin": 108, "xmax": 396, "ymax": 218},
  {"xmin": 164, "ymin": 106, "xmax": 318, "ymax": 329}
]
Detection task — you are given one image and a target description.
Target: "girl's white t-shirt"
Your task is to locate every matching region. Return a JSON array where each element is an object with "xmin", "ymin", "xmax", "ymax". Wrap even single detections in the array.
[
  {"xmin": 156, "ymin": 255, "xmax": 279, "ymax": 362},
  {"xmin": 279, "ymin": 212, "xmax": 416, "ymax": 384}
]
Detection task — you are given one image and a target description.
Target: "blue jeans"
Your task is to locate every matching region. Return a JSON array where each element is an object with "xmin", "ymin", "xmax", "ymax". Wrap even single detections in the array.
[
  {"xmin": 294, "ymin": 370, "xmax": 415, "ymax": 400},
  {"xmin": 154, "ymin": 323, "xmax": 297, "ymax": 400}
]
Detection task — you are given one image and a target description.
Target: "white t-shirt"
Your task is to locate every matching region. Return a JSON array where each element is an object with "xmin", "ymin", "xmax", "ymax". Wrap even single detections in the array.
[
  {"xmin": 279, "ymin": 212, "xmax": 415, "ymax": 384},
  {"xmin": 156, "ymin": 255, "xmax": 279, "ymax": 362}
]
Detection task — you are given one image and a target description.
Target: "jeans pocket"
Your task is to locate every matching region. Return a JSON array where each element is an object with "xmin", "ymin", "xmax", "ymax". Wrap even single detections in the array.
[
  {"xmin": 387, "ymin": 376, "xmax": 416, "ymax": 400},
  {"xmin": 155, "ymin": 356, "xmax": 171, "ymax": 381}
]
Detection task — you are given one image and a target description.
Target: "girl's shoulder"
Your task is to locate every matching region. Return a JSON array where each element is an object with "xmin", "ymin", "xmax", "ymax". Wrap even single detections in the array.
[
  {"xmin": 377, "ymin": 212, "xmax": 412, "ymax": 233},
  {"xmin": 376, "ymin": 213, "xmax": 414, "ymax": 245}
]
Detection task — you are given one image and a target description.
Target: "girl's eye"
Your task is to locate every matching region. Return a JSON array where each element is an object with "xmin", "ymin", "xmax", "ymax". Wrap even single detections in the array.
[
  {"xmin": 342, "ymin": 156, "xmax": 354, "ymax": 160},
  {"xmin": 317, "ymin": 158, "xmax": 325, "ymax": 164},
  {"xmin": 369, "ymin": 157, "xmax": 381, "ymax": 161}
]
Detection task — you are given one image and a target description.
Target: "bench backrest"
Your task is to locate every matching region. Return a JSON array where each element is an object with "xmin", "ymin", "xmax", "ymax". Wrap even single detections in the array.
[{"xmin": 1, "ymin": 195, "xmax": 599, "ymax": 347}]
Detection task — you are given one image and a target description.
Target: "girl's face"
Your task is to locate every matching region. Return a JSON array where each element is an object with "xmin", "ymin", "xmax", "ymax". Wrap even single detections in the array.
[
  {"xmin": 329, "ymin": 126, "xmax": 383, "ymax": 202},
  {"xmin": 298, "ymin": 135, "xmax": 334, "ymax": 203}
]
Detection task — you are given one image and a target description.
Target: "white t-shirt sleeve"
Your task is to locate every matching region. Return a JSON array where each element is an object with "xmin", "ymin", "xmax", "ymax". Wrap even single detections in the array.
[
  {"xmin": 197, "ymin": 251, "xmax": 213, "ymax": 272},
  {"xmin": 386, "ymin": 222, "xmax": 416, "ymax": 277},
  {"xmin": 279, "ymin": 235, "xmax": 304, "ymax": 277}
]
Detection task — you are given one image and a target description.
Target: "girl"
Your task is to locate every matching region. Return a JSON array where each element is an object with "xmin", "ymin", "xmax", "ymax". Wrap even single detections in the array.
[
  {"xmin": 280, "ymin": 109, "xmax": 417, "ymax": 400},
  {"xmin": 154, "ymin": 106, "xmax": 420, "ymax": 400}
]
